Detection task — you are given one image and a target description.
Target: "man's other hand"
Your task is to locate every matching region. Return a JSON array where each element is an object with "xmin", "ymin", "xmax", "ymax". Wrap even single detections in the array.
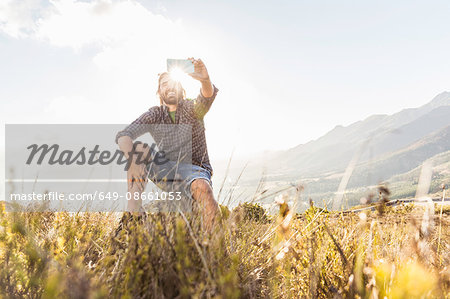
[{"xmin": 127, "ymin": 155, "xmax": 148, "ymax": 191}]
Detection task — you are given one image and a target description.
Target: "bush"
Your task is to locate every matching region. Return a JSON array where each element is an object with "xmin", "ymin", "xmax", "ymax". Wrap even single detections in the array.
[{"xmin": 233, "ymin": 202, "xmax": 269, "ymax": 223}]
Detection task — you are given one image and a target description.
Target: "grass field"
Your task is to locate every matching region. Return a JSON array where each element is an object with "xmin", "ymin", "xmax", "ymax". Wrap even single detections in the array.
[{"xmin": 0, "ymin": 193, "xmax": 449, "ymax": 298}]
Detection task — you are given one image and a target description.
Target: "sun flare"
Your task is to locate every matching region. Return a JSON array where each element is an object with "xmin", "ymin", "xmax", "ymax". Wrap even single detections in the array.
[
  {"xmin": 168, "ymin": 67, "xmax": 199, "ymax": 98},
  {"xmin": 168, "ymin": 67, "xmax": 186, "ymax": 82}
]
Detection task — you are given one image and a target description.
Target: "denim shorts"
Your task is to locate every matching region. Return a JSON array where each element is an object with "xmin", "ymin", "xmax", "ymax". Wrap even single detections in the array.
[{"xmin": 145, "ymin": 160, "xmax": 212, "ymax": 199}]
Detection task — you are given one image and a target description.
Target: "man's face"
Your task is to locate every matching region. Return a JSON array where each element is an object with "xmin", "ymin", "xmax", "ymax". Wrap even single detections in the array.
[{"xmin": 159, "ymin": 75, "xmax": 184, "ymax": 105}]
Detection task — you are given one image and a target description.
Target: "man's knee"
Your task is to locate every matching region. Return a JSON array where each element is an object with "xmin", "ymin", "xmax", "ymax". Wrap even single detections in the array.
[{"xmin": 191, "ymin": 179, "xmax": 213, "ymax": 196}]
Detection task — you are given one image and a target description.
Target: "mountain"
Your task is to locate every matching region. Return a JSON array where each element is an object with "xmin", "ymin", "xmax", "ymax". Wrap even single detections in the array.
[
  {"xmin": 303, "ymin": 124, "xmax": 450, "ymax": 194},
  {"xmin": 266, "ymin": 92, "xmax": 450, "ymax": 179},
  {"xmin": 350, "ymin": 124, "xmax": 450, "ymax": 187},
  {"xmin": 214, "ymin": 91, "xmax": 450, "ymax": 208}
]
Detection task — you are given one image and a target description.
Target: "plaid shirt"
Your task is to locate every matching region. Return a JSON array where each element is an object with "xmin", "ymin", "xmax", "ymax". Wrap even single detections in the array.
[{"xmin": 115, "ymin": 85, "xmax": 219, "ymax": 175}]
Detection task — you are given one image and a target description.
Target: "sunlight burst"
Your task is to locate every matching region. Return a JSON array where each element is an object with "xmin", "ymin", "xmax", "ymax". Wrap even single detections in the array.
[
  {"xmin": 168, "ymin": 67, "xmax": 199, "ymax": 98},
  {"xmin": 169, "ymin": 67, "xmax": 187, "ymax": 82}
]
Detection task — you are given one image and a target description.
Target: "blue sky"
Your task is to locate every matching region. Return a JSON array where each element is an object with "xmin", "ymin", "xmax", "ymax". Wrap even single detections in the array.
[{"xmin": 1, "ymin": 0, "xmax": 450, "ymax": 161}]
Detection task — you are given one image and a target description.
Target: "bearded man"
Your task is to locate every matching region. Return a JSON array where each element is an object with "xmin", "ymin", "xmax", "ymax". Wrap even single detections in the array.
[{"xmin": 116, "ymin": 58, "xmax": 219, "ymax": 229}]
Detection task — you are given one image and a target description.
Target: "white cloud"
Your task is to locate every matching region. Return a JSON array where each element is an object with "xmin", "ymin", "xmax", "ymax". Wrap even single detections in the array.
[
  {"xmin": 1, "ymin": 0, "xmax": 194, "ymax": 68},
  {"xmin": 35, "ymin": 0, "xmax": 184, "ymax": 50},
  {"xmin": 0, "ymin": 0, "xmax": 206, "ymax": 117},
  {"xmin": 0, "ymin": 0, "xmax": 278, "ymax": 158},
  {"xmin": 0, "ymin": 0, "xmax": 50, "ymax": 38},
  {"xmin": 35, "ymin": 0, "xmax": 204, "ymax": 99}
]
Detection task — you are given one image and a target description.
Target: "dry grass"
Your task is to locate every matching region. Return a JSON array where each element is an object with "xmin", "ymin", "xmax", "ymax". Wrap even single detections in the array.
[{"xmin": 0, "ymin": 196, "xmax": 449, "ymax": 298}]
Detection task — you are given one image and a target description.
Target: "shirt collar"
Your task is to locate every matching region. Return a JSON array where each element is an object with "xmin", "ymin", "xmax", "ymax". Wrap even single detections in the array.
[{"xmin": 161, "ymin": 99, "xmax": 183, "ymax": 112}]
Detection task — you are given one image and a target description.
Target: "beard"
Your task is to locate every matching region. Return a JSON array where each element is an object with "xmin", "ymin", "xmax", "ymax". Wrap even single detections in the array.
[{"xmin": 161, "ymin": 90, "xmax": 182, "ymax": 105}]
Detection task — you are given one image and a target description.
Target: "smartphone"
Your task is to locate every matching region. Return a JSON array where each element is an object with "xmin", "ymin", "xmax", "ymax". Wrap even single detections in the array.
[{"xmin": 167, "ymin": 59, "xmax": 194, "ymax": 74}]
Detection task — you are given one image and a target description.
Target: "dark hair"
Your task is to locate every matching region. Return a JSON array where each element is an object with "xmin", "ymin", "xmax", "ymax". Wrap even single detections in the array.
[{"xmin": 157, "ymin": 72, "xmax": 186, "ymax": 105}]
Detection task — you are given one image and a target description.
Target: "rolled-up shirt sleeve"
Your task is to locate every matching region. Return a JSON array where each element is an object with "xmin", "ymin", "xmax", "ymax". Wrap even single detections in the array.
[
  {"xmin": 193, "ymin": 84, "xmax": 219, "ymax": 119},
  {"xmin": 115, "ymin": 107, "xmax": 159, "ymax": 144}
]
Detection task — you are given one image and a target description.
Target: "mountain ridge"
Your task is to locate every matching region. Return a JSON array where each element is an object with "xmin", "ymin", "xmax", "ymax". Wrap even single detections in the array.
[
  {"xmin": 269, "ymin": 92, "xmax": 450, "ymax": 178},
  {"xmin": 288, "ymin": 91, "xmax": 450, "ymax": 152}
]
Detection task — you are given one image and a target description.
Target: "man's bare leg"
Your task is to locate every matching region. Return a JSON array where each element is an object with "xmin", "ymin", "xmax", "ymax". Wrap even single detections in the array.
[
  {"xmin": 127, "ymin": 175, "xmax": 147, "ymax": 213},
  {"xmin": 190, "ymin": 179, "xmax": 219, "ymax": 231},
  {"xmin": 115, "ymin": 160, "xmax": 147, "ymax": 236},
  {"xmin": 126, "ymin": 142, "xmax": 150, "ymax": 213}
]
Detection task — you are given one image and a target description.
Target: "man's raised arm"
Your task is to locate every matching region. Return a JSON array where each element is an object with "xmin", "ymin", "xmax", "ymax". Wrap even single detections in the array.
[
  {"xmin": 187, "ymin": 58, "xmax": 219, "ymax": 118},
  {"xmin": 200, "ymin": 77, "xmax": 214, "ymax": 98}
]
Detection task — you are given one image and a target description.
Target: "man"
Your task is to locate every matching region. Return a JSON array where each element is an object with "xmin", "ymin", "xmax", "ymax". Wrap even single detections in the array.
[{"xmin": 115, "ymin": 58, "xmax": 219, "ymax": 229}]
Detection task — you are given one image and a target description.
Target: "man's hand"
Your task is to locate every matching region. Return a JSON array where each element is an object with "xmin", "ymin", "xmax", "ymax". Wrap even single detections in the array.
[
  {"xmin": 127, "ymin": 155, "xmax": 148, "ymax": 191},
  {"xmin": 187, "ymin": 57, "xmax": 209, "ymax": 82},
  {"xmin": 187, "ymin": 57, "xmax": 214, "ymax": 98},
  {"xmin": 118, "ymin": 137, "xmax": 151, "ymax": 191}
]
